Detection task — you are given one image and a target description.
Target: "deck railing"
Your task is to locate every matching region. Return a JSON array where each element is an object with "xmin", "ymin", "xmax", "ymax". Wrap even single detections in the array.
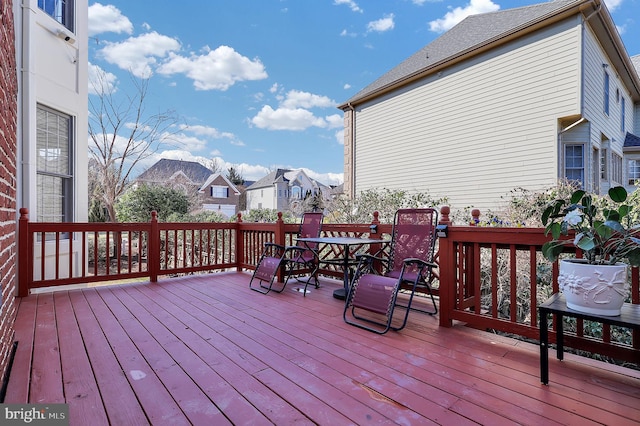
[
  {"xmin": 438, "ymin": 224, "xmax": 640, "ymax": 364},
  {"xmin": 17, "ymin": 207, "xmax": 639, "ymax": 364}
]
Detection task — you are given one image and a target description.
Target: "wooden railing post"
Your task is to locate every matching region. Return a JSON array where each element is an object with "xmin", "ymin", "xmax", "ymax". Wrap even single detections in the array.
[
  {"xmin": 149, "ymin": 211, "xmax": 159, "ymax": 283},
  {"xmin": 235, "ymin": 212, "xmax": 243, "ymax": 271},
  {"xmin": 438, "ymin": 206, "xmax": 454, "ymax": 327},
  {"xmin": 275, "ymin": 212, "xmax": 285, "ymax": 282},
  {"xmin": 18, "ymin": 208, "xmax": 31, "ymax": 297}
]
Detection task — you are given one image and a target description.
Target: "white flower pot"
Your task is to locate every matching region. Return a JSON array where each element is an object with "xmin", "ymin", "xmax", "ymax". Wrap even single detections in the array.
[{"xmin": 558, "ymin": 259, "xmax": 629, "ymax": 316}]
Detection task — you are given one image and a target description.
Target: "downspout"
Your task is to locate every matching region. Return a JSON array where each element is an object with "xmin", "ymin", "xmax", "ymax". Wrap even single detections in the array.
[{"xmin": 18, "ymin": 0, "xmax": 35, "ymax": 216}]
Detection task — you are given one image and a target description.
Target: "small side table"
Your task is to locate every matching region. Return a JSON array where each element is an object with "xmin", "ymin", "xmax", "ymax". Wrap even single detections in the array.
[{"xmin": 538, "ymin": 293, "xmax": 640, "ymax": 385}]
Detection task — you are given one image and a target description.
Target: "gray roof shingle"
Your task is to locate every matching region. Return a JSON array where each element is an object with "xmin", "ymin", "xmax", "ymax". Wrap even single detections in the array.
[
  {"xmin": 136, "ymin": 159, "xmax": 214, "ymax": 185},
  {"xmin": 343, "ymin": 0, "xmax": 582, "ymax": 106}
]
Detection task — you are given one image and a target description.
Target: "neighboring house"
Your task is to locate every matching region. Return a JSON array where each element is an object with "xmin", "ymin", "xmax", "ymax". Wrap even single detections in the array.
[
  {"xmin": 338, "ymin": 0, "xmax": 640, "ymax": 212},
  {"xmin": 245, "ymin": 169, "xmax": 332, "ymax": 212},
  {"xmin": 136, "ymin": 158, "xmax": 214, "ymax": 192},
  {"xmin": 135, "ymin": 159, "xmax": 241, "ymax": 217},
  {"xmin": 14, "ymin": 0, "xmax": 89, "ymax": 277},
  {"xmin": 198, "ymin": 173, "xmax": 241, "ymax": 218}
]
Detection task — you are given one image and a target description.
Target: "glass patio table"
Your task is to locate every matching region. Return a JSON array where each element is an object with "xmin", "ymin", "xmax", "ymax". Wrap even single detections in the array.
[{"xmin": 296, "ymin": 236, "xmax": 389, "ymax": 300}]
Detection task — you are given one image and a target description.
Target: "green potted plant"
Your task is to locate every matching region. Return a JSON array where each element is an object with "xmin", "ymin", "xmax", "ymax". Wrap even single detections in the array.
[{"xmin": 541, "ymin": 186, "xmax": 640, "ymax": 315}]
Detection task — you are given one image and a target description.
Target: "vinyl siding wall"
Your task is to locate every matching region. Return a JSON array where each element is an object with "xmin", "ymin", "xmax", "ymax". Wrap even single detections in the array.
[
  {"xmin": 582, "ymin": 23, "xmax": 631, "ymax": 191},
  {"xmin": 352, "ymin": 17, "xmax": 583, "ymax": 212}
]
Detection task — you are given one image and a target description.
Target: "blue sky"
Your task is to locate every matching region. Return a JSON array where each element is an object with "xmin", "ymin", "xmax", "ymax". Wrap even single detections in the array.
[{"xmin": 87, "ymin": 0, "xmax": 640, "ymax": 186}]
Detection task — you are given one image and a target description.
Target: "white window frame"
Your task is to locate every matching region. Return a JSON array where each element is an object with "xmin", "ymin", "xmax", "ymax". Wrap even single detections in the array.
[
  {"xmin": 603, "ymin": 71, "xmax": 610, "ymax": 116},
  {"xmin": 38, "ymin": 0, "xmax": 75, "ymax": 32},
  {"xmin": 563, "ymin": 144, "xmax": 584, "ymax": 187},
  {"xmin": 210, "ymin": 185, "xmax": 228, "ymax": 198},
  {"xmin": 36, "ymin": 105, "xmax": 74, "ymax": 223},
  {"xmin": 612, "ymin": 152, "xmax": 623, "ymax": 185},
  {"xmin": 628, "ymin": 159, "xmax": 640, "ymax": 186}
]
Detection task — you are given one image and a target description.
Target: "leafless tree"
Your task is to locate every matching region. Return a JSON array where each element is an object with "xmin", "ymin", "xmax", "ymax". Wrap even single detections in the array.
[{"xmin": 88, "ymin": 69, "xmax": 181, "ymax": 221}]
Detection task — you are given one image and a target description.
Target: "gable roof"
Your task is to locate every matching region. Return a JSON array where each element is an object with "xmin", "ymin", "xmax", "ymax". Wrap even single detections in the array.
[
  {"xmin": 136, "ymin": 159, "xmax": 214, "ymax": 185},
  {"xmin": 245, "ymin": 168, "xmax": 329, "ymax": 192},
  {"xmin": 623, "ymin": 132, "xmax": 640, "ymax": 148},
  {"xmin": 198, "ymin": 173, "xmax": 241, "ymax": 195},
  {"xmin": 340, "ymin": 0, "xmax": 640, "ymax": 108},
  {"xmin": 245, "ymin": 169, "xmax": 291, "ymax": 190}
]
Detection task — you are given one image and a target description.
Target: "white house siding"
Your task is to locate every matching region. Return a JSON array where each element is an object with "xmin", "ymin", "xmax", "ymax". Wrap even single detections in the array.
[
  {"xmin": 246, "ymin": 187, "xmax": 276, "ymax": 210},
  {"xmin": 353, "ymin": 17, "xmax": 583, "ymax": 212},
  {"xmin": 15, "ymin": 1, "xmax": 89, "ymax": 283},
  {"xmin": 582, "ymin": 23, "xmax": 630, "ymax": 190}
]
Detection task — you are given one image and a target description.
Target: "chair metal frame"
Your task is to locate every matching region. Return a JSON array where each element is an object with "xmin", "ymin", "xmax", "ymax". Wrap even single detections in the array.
[
  {"xmin": 249, "ymin": 212, "xmax": 323, "ymax": 295},
  {"xmin": 343, "ymin": 208, "xmax": 438, "ymax": 333}
]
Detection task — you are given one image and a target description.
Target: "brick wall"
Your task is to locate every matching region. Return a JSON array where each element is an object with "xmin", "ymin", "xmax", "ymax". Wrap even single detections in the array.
[{"xmin": 0, "ymin": 0, "xmax": 19, "ymax": 383}]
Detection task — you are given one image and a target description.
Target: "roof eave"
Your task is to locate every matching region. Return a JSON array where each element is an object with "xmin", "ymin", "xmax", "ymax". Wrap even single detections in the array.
[{"xmin": 339, "ymin": 0, "xmax": 640, "ymax": 109}]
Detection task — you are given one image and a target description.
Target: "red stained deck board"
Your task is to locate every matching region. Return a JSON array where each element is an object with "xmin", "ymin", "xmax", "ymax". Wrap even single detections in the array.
[
  {"xmin": 81, "ymin": 288, "xmax": 190, "ymax": 425},
  {"xmin": 29, "ymin": 293, "xmax": 64, "ymax": 404},
  {"xmin": 5, "ymin": 272, "xmax": 640, "ymax": 426},
  {"xmin": 128, "ymin": 283, "xmax": 312, "ymax": 425},
  {"xmin": 5, "ymin": 296, "xmax": 37, "ymax": 403},
  {"xmin": 177, "ymin": 284, "xmax": 395, "ymax": 424},
  {"xmin": 189, "ymin": 280, "xmax": 525, "ymax": 424},
  {"xmin": 104, "ymin": 285, "xmax": 264, "ymax": 425},
  {"xmin": 95, "ymin": 287, "xmax": 234, "ymax": 426},
  {"xmin": 66, "ymin": 290, "xmax": 149, "ymax": 425},
  {"xmin": 52, "ymin": 292, "xmax": 109, "ymax": 425}
]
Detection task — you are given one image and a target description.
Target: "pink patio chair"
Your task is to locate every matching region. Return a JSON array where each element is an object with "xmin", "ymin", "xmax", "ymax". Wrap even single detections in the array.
[
  {"xmin": 343, "ymin": 208, "xmax": 438, "ymax": 334},
  {"xmin": 249, "ymin": 212, "xmax": 323, "ymax": 295}
]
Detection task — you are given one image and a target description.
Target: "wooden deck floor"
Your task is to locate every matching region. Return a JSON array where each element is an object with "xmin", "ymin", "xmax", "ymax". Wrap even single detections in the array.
[{"xmin": 4, "ymin": 272, "xmax": 640, "ymax": 425}]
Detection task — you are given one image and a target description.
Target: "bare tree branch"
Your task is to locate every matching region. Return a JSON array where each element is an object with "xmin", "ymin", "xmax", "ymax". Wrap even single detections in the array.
[{"xmin": 88, "ymin": 69, "xmax": 181, "ymax": 221}]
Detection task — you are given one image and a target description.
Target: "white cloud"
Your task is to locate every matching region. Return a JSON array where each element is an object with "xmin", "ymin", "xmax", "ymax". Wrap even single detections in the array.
[
  {"xmin": 157, "ymin": 45, "xmax": 268, "ymax": 91},
  {"xmin": 367, "ymin": 14, "xmax": 395, "ymax": 33},
  {"xmin": 98, "ymin": 31, "xmax": 181, "ymax": 78},
  {"xmin": 169, "ymin": 134, "xmax": 208, "ymax": 151},
  {"xmin": 88, "ymin": 62, "xmax": 118, "ymax": 95},
  {"xmin": 604, "ymin": 0, "xmax": 623, "ymax": 12},
  {"xmin": 325, "ymin": 114, "xmax": 343, "ymax": 129},
  {"xmin": 88, "ymin": 3, "xmax": 133, "ymax": 36},
  {"xmin": 179, "ymin": 124, "xmax": 236, "ymax": 140},
  {"xmin": 343, "ymin": 83, "xmax": 351, "ymax": 89},
  {"xmin": 251, "ymin": 106, "xmax": 327, "ymax": 131},
  {"xmin": 280, "ymin": 90, "xmax": 335, "ymax": 109},
  {"xmin": 429, "ymin": 0, "xmax": 500, "ymax": 33},
  {"xmin": 335, "ymin": 129, "xmax": 345, "ymax": 146},
  {"xmin": 340, "ymin": 29, "xmax": 358, "ymax": 37},
  {"xmin": 250, "ymin": 90, "xmax": 339, "ymax": 131},
  {"xmin": 301, "ymin": 168, "xmax": 344, "ymax": 186},
  {"xmin": 334, "ymin": 0, "xmax": 363, "ymax": 13}
]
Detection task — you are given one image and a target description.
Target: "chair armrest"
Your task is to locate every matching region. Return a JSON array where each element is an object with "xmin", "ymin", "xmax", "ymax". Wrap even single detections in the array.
[
  {"xmin": 403, "ymin": 257, "xmax": 437, "ymax": 269},
  {"xmin": 265, "ymin": 242, "xmax": 286, "ymax": 250}
]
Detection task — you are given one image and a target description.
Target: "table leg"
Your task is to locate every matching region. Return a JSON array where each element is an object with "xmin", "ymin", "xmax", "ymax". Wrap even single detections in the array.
[
  {"xmin": 556, "ymin": 314, "xmax": 564, "ymax": 361},
  {"xmin": 332, "ymin": 244, "xmax": 349, "ymax": 300},
  {"xmin": 540, "ymin": 308, "xmax": 549, "ymax": 385}
]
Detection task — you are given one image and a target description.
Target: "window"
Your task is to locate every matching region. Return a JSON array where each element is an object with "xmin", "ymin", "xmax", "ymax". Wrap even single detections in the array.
[
  {"xmin": 210, "ymin": 186, "xmax": 228, "ymax": 198},
  {"xmin": 291, "ymin": 186, "xmax": 301, "ymax": 199},
  {"xmin": 38, "ymin": 0, "xmax": 74, "ymax": 31},
  {"xmin": 600, "ymin": 149, "xmax": 608, "ymax": 180},
  {"xmin": 37, "ymin": 105, "xmax": 73, "ymax": 223},
  {"xmin": 592, "ymin": 147, "xmax": 599, "ymax": 193},
  {"xmin": 603, "ymin": 71, "xmax": 610, "ymax": 115},
  {"xmin": 621, "ymin": 97, "xmax": 626, "ymax": 133},
  {"xmin": 612, "ymin": 153, "xmax": 623, "ymax": 184},
  {"xmin": 628, "ymin": 160, "xmax": 640, "ymax": 185},
  {"xmin": 564, "ymin": 145, "xmax": 584, "ymax": 186}
]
